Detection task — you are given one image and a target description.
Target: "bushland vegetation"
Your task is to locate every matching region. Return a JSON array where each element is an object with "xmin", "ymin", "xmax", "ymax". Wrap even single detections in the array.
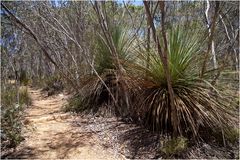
[{"xmin": 1, "ymin": 1, "xmax": 239, "ymax": 158}]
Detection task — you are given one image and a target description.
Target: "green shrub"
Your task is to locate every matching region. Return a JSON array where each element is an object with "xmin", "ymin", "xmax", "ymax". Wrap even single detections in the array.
[
  {"xmin": 132, "ymin": 25, "xmax": 237, "ymax": 138},
  {"xmin": 1, "ymin": 104, "xmax": 25, "ymax": 148},
  {"xmin": 44, "ymin": 75, "xmax": 59, "ymax": 87},
  {"xmin": 31, "ymin": 74, "xmax": 62, "ymax": 90},
  {"xmin": 82, "ymin": 25, "xmax": 136, "ymax": 116},
  {"xmin": 41, "ymin": 75, "xmax": 64, "ymax": 95},
  {"xmin": 1, "ymin": 86, "xmax": 17, "ymax": 107},
  {"xmin": 224, "ymin": 128, "xmax": 239, "ymax": 144},
  {"xmin": 63, "ymin": 95, "xmax": 87, "ymax": 113},
  {"xmin": 1, "ymin": 86, "xmax": 31, "ymax": 106},
  {"xmin": 160, "ymin": 137, "xmax": 188, "ymax": 156},
  {"xmin": 19, "ymin": 70, "xmax": 29, "ymax": 86},
  {"xmin": 1, "ymin": 85, "xmax": 31, "ymax": 149},
  {"xmin": 95, "ymin": 26, "xmax": 135, "ymax": 74},
  {"xmin": 19, "ymin": 86, "xmax": 31, "ymax": 106}
]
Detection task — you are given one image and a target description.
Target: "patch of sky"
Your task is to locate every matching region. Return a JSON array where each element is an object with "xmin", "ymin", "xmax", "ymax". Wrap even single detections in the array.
[{"xmin": 117, "ymin": 0, "xmax": 143, "ymax": 6}]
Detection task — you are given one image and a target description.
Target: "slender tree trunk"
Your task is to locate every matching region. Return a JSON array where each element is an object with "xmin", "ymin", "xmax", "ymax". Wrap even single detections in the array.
[
  {"xmin": 1, "ymin": 2, "xmax": 81, "ymax": 93},
  {"xmin": 201, "ymin": 1, "xmax": 220, "ymax": 77},
  {"xmin": 205, "ymin": 0, "xmax": 218, "ymax": 69},
  {"xmin": 146, "ymin": 27, "xmax": 150, "ymax": 70},
  {"xmin": 220, "ymin": 14, "xmax": 239, "ymax": 71},
  {"xmin": 144, "ymin": 1, "xmax": 178, "ymax": 136}
]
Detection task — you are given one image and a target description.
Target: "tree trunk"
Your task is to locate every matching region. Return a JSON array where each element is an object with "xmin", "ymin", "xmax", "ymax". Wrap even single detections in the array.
[
  {"xmin": 201, "ymin": 1, "xmax": 220, "ymax": 76},
  {"xmin": 144, "ymin": 1, "xmax": 178, "ymax": 137}
]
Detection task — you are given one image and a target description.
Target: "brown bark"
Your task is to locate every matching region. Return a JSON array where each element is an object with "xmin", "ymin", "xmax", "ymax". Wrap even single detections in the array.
[{"xmin": 144, "ymin": 1, "xmax": 178, "ymax": 136}]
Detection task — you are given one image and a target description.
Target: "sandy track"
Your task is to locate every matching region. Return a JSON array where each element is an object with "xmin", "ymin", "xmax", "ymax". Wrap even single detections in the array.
[{"xmin": 12, "ymin": 88, "xmax": 119, "ymax": 159}]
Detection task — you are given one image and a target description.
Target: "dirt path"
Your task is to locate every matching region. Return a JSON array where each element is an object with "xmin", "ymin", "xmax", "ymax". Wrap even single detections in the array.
[{"xmin": 12, "ymin": 87, "xmax": 121, "ymax": 159}]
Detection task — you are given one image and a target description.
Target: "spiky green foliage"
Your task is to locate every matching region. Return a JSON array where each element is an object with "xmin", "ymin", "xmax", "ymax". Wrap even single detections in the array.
[
  {"xmin": 63, "ymin": 94, "xmax": 87, "ymax": 113},
  {"xmin": 77, "ymin": 25, "xmax": 137, "ymax": 116},
  {"xmin": 95, "ymin": 26, "xmax": 135, "ymax": 74},
  {"xmin": 133, "ymin": 26, "xmax": 237, "ymax": 137},
  {"xmin": 135, "ymin": 26, "xmax": 200, "ymax": 87}
]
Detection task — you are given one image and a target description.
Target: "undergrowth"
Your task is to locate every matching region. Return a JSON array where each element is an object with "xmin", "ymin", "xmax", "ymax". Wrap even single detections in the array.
[
  {"xmin": 62, "ymin": 25, "xmax": 239, "ymax": 156},
  {"xmin": 1, "ymin": 85, "xmax": 31, "ymax": 149},
  {"xmin": 63, "ymin": 94, "xmax": 87, "ymax": 113},
  {"xmin": 160, "ymin": 136, "xmax": 188, "ymax": 156},
  {"xmin": 32, "ymin": 75, "xmax": 64, "ymax": 96}
]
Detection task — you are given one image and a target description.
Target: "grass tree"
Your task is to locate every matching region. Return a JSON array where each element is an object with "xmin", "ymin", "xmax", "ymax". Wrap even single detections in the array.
[
  {"xmin": 132, "ymin": 24, "xmax": 237, "ymax": 139},
  {"xmin": 80, "ymin": 2, "xmax": 138, "ymax": 116},
  {"xmin": 95, "ymin": 26, "xmax": 135, "ymax": 74}
]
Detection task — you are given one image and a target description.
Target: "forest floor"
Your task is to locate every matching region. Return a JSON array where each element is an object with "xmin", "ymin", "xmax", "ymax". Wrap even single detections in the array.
[
  {"xmin": 6, "ymin": 87, "xmax": 123, "ymax": 159},
  {"xmin": 4, "ymin": 87, "xmax": 239, "ymax": 159}
]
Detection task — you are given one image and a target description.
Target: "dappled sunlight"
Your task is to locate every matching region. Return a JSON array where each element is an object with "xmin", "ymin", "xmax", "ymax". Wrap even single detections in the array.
[{"xmin": 4, "ymin": 88, "xmax": 119, "ymax": 159}]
